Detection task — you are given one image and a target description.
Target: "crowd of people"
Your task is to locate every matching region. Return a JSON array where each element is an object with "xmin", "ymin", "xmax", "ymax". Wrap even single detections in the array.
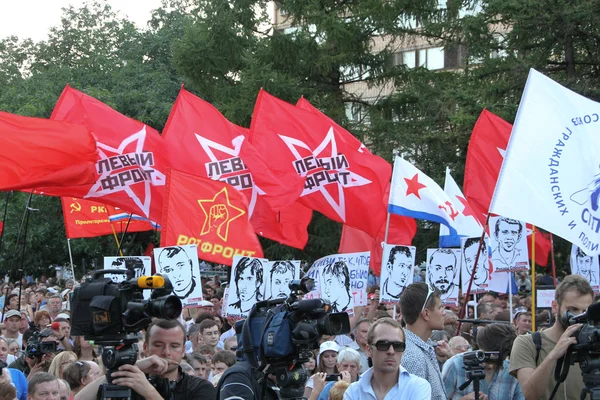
[{"xmin": 0, "ymin": 268, "xmax": 594, "ymax": 400}]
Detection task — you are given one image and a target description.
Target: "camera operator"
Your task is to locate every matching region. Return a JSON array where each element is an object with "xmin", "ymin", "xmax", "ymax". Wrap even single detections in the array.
[
  {"xmin": 509, "ymin": 275, "xmax": 593, "ymax": 399},
  {"xmin": 75, "ymin": 319, "xmax": 216, "ymax": 400},
  {"xmin": 442, "ymin": 323, "xmax": 523, "ymax": 399},
  {"xmin": 215, "ymin": 359, "xmax": 280, "ymax": 400},
  {"xmin": 8, "ymin": 328, "xmax": 60, "ymax": 376}
]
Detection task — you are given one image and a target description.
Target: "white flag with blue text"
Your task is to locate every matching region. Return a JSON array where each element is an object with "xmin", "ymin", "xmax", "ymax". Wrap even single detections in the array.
[
  {"xmin": 490, "ymin": 69, "xmax": 600, "ymax": 256},
  {"xmin": 439, "ymin": 168, "xmax": 483, "ymax": 247}
]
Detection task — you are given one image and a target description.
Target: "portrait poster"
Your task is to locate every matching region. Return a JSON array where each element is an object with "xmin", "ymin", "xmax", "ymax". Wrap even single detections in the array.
[
  {"xmin": 570, "ymin": 245, "xmax": 600, "ymax": 292},
  {"xmin": 489, "ymin": 216, "xmax": 529, "ymax": 272},
  {"xmin": 226, "ymin": 255, "xmax": 268, "ymax": 318},
  {"xmin": 221, "ymin": 287, "xmax": 229, "ymax": 318},
  {"xmin": 460, "ymin": 237, "xmax": 492, "ymax": 295},
  {"xmin": 426, "ymin": 248, "xmax": 461, "ymax": 306},
  {"xmin": 153, "ymin": 245, "xmax": 203, "ymax": 308},
  {"xmin": 380, "ymin": 244, "xmax": 416, "ymax": 303},
  {"xmin": 103, "ymin": 256, "xmax": 151, "ymax": 283},
  {"xmin": 264, "ymin": 260, "xmax": 301, "ymax": 300}
]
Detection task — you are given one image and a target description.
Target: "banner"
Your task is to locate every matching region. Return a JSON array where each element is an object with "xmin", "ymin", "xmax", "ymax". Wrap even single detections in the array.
[
  {"xmin": 490, "ymin": 69, "xmax": 600, "ymax": 256},
  {"xmin": 489, "ymin": 216, "xmax": 530, "ymax": 272},
  {"xmin": 250, "ymin": 90, "xmax": 388, "ymax": 237},
  {"xmin": 379, "ymin": 244, "xmax": 416, "ymax": 303},
  {"xmin": 226, "ymin": 256, "xmax": 268, "ymax": 318},
  {"xmin": 160, "ymin": 169, "xmax": 263, "ymax": 266},
  {"xmin": 39, "ymin": 86, "xmax": 168, "ymax": 224},
  {"xmin": 264, "ymin": 260, "xmax": 301, "ymax": 300},
  {"xmin": 426, "ymin": 248, "xmax": 461, "ymax": 306},
  {"xmin": 304, "ymin": 252, "xmax": 369, "ymax": 309},
  {"xmin": 0, "ymin": 111, "xmax": 97, "ymax": 191},
  {"xmin": 154, "ymin": 245, "xmax": 203, "ymax": 307},
  {"xmin": 61, "ymin": 197, "xmax": 156, "ymax": 239},
  {"xmin": 571, "ymin": 245, "xmax": 600, "ymax": 292}
]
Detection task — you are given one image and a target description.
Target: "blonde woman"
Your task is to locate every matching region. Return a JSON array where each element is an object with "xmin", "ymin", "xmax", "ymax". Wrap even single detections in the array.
[{"xmin": 47, "ymin": 351, "xmax": 77, "ymax": 379}]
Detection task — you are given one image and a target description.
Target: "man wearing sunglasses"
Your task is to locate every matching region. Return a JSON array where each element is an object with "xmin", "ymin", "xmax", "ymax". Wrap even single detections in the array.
[
  {"xmin": 399, "ymin": 282, "xmax": 449, "ymax": 400},
  {"xmin": 343, "ymin": 317, "xmax": 431, "ymax": 399}
]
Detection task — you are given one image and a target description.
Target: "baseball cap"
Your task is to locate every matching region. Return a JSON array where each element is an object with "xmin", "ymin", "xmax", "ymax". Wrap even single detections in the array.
[
  {"xmin": 319, "ymin": 341, "xmax": 340, "ymax": 357},
  {"xmin": 513, "ymin": 306, "xmax": 529, "ymax": 320},
  {"xmin": 56, "ymin": 313, "xmax": 71, "ymax": 320},
  {"xmin": 198, "ymin": 300, "xmax": 214, "ymax": 307},
  {"xmin": 4, "ymin": 310, "xmax": 21, "ymax": 319}
]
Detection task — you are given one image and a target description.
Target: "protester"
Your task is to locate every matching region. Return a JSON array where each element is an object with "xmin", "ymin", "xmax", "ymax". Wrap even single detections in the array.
[
  {"xmin": 399, "ymin": 282, "xmax": 448, "ymax": 399},
  {"xmin": 512, "ymin": 307, "xmax": 532, "ymax": 335},
  {"xmin": 510, "ymin": 274, "xmax": 593, "ymax": 399},
  {"xmin": 211, "ymin": 350, "xmax": 236, "ymax": 377},
  {"xmin": 314, "ymin": 347, "xmax": 361, "ymax": 400},
  {"xmin": 197, "ymin": 319, "xmax": 221, "ymax": 352},
  {"xmin": 185, "ymin": 352, "xmax": 210, "ymax": 380},
  {"xmin": 448, "ymin": 336, "xmax": 470, "ymax": 354},
  {"xmin": 72, "ymin": 336, "xmax": 98, "ymax": 363},
  {"xmin": 349, "ymin": 318, "xmax": 371, "ymax": 373},
  {"xmin": 1, "ymin": 310, "xmax": 23, "ymax": 348},
  {"xmin": 343, "ymin": 318, "xmax": 431, "ymax": 399},
  {"xmin": 47, "ymin": 351, "xmax": 77, "ymax": 379},
  {"xmin": 443, "ymin": 323, "xmax": 524, "ymax": 399},
  {"xmin": 33, "ymin": 310, "xmax": 51, "ymax": 330},
  {"xmin": 197, "ymin": 345, "xmax": 217, "ymax": 364},
  {"xmin": 303, "ymin": 341, "xmax": 340, "ymax": 398},
  {"xmin": 62, "ymin": 361, "xmax": 102, "ymax": 396},
  {"xmin": 57, "ymin": 378, "xmax": 70, "ymax": 400},
  {"xmin": 28, "ymin": 372, "xmax": 60, "ymax": 400},
  {"xmin": 223, "ymin": 336, "xmax": 237, "ymax": 354}
]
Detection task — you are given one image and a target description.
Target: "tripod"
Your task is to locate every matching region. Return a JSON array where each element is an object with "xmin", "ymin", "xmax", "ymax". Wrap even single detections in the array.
[{"xmin": 459, "ymin": 369, "xmax": 485, "ymax": 400}]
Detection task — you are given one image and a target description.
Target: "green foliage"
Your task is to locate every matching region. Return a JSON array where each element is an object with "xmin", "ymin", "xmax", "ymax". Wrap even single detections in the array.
[{"xmin": 1, "ymin": 0, "xmax": 593, "ymax": 276}]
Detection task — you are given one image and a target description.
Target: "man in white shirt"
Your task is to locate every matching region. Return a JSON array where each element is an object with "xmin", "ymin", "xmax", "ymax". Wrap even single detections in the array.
[
  {"xmin": 343, "ymin": 318, "xmax": 431, "ymax": 400},
  {"xmin": 1, "ymin": 310, "xmax": 23, "ymax": 348}
]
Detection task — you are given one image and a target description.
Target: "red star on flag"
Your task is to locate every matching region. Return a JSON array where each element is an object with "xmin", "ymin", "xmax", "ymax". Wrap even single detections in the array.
[
  {"xmin": 404, "ymin": 173, "xmax": 426, "ymax": 199},
  {"xmin": 456, "ymin": 195, "xmax": 475, "ymax": 219}
]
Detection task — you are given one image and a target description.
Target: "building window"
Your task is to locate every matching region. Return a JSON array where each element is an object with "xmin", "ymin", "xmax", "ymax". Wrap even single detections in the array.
[{"xmin": 394, "ymin": 47, "xmax": 446, "ymax": 70}]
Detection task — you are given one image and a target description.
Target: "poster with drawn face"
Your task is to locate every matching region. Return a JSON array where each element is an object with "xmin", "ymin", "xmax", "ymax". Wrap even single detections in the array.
[
  {"xmin": 226, "ymin": 256, "xmax": 268, "ymax": 318},
  {"xmin": 426, "ymin": 248, "xmax": 461, "ymax": 305},
  {"xmin": 103, "ymin": 256, "xmax": 151, "ymax": 283},
  {"xmin": 461, "ymin": 237, "xmax": 492, "ymax": 294},
  {"xmin": 571, "ymin": 245, "xmax": 600, "ymax": 292},
  {"xmin": 305, "ymin": 252, "xmax": 369, "ymax": 311},
  {"xmin": 264, "ymin": 260, "xmax": 301, "ymax": 300},
  {"xmin": 221, "ymin": 288, "xmax": 229, "ymax": 318},
  {"xmin": 154, "ymin": 245, "xmax": 203, "ymax": 308},
  {"xmin": 489, "ymin": 216, "xmax": 529, "ymax": 272},
  {"xmin": 380, "ymin": 244, "xmax": 416, "ymax": 303}
]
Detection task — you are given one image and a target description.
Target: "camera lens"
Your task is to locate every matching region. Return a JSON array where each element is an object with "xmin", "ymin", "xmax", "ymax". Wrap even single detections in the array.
[{"xmin": 145, "ymin": 295, "xmax": 182, "ymax": 320}]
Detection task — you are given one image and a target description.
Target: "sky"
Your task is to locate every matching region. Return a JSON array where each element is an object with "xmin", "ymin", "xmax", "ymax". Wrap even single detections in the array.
[{"xmin": 0, "ymin": 0, "xmax": 164, "ymax": 41}]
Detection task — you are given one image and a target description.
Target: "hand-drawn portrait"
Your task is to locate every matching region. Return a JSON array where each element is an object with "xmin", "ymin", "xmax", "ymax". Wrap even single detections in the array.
[
  {"xmin": 490, "ymin": 216, "xmax": 529, "ymax": 272},
  {"xmin": 426, "ymin": 248, "xmax": 460, "ymax": 305},
  {"xmin": 461, "ymin": 237, "xmax": 490, "ymax": 294},
  {"xmin": 320, "ymin": 261, "xmax": 353, "ymax": 313},
  {"xmin": 380, "ymin": 245, "xmax": 415, "ymax": 303},
  {"xmin": 154, "ymin": 245, "xmax": 202, "ymax": 305},
  {"xmin": 571, "ymin": 245, "xmax": 600, "ymax": 290},
  {"xmin": 265, "ymin": 260, "xmax": 300, "ymax": 300},
  {"xmin": 104, "ymin": 256, "xmax": 151, "ymax": 283},
  {"xmin": 227, "ymin": 256, "xmax": 265, "ymax": 317}
]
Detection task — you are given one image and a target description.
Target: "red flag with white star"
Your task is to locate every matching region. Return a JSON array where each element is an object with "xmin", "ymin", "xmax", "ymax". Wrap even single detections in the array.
[
  {"xmin": 38, "ymin": 86, "xmax": 166, "ymax": 224},
  {"xmin": 250, "ymin": 90, "xmax": 388, "ymax": 237},
  {"xmin": 162, "ymin": 88, "xmax": 312, "ymax": 249},
  {"xmin": 0, "ymin": 111, "xmax": 98, "ymax": 191},
  {"xmin": 161, "ymin": 169, "xmax": 263, "ymax": 265},
  {"xmin": 464, "ymin": 110, "xmax": 551, "ymax": 266}
]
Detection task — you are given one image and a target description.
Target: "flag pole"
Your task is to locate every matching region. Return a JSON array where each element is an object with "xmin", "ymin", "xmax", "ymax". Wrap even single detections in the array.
[
  {"xmin": 550, "ymin": 233, "xmax": 558, "ymax": 286},
  {"xmin": 457, "ymin": 213, "xmax": 491, "ymax": 333},
  {"xmin": 111, "ymin": 225, "xmax": 124, "ymax": 257},
  {"xmin": 0, "ymin": 191, "xmax": 12, "ymax": 260},
  {"xmin": 384, "ymin": 149, "xmax": 398, "ymax": 244},
  {"xmin": 15, "ymin": 194, "xmax": 33, "ymax": 312},
  {"xmin": 115, "ymin": 214, "xmax": 133, "ymax": 256},
  {"xmin": 531, "ymin": 225, "xmax": 537, "ymax": 332},
  {"xmin": 67, "ymin": 238, "xmax": 75, "ymax": 280}
]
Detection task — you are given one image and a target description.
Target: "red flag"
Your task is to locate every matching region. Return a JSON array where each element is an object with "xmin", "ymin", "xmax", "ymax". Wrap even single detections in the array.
[
  {"xmin": 0, "ymin": 221, "xmax": 3, "ymax": 236},
  {"xmin": 0, "ymin": 111, "xmax": 98, "ymax": 191},
  {"xmin": 162, "ymin": 88, "xmax": 311, "ymax": 249},
  {"xmin": 39, "ymin": 86, "xmax": 167, "ymax": 224},
  {"xmin": 161, "ymin": 169, "xmax": 263, "ymax": 265},
  {"xmin": 250, "ymin": 90, "xmax": 388, "ymax": 237},
  {"xmin": 61, "ymin": 197, "xmax": 157, "ymax": 239},
  {"xmin": 464, "ymin": 110, "xmax": 550, "ymax": 266}
]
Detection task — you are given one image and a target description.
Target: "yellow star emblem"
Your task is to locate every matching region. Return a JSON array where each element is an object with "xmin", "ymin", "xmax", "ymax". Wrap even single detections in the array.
[{"xmin": 198, "ymin": 187, "xmax": 246, "ymax": 242}]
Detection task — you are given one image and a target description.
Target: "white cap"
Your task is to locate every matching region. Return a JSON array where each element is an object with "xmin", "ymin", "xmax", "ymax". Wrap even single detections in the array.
[
  {"xmin": 56, "ymin": 313, "xmax": 71, "ymax": 320},
  {"xmin": 47, "ymin": 288, "xmax": 58, "ymax": 294},
  {"xmin": 198, "ymin": 300, "xmax": 214, "ymax": 307},
  {"xmin": 319, "ymin": 341, "xmax": 340, "ymax": 357}
]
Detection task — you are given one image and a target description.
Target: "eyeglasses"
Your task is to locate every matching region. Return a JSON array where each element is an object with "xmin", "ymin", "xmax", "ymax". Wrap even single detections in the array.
[
  {"xmin": 420, "ymin": 285, "xmax": 435, "ymax": 313},
  {"xmin": 371, "ymin": 340, "xmax": 406, "ymax": 352},
  {"xmin": 230, "ymin": 346, "xmax": 237, "ymax": 351}
]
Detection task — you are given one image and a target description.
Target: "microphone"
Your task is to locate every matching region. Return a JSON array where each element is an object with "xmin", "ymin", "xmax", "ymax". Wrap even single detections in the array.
[
  {"xmin": 134, "ymin": 275, "xmax": 165, "ymax": 289},
  {"xmin": 569, "ymin": 302, "xmax": 600, "ymax": 324},
  {"xmin": 51, "ymin": 322, "xmax": 60, "ymax": 330}
]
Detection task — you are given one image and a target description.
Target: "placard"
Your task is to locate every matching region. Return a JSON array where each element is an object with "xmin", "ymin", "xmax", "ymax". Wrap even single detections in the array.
[
  {"xmin": 489, "ymin": 216, "xmax": 529, "ymax": 272},
  {"xmin": 460, "ymin": 237, "xmax": 491, "ymax": 294},
  {"xmin": 264, "ymin": 260, "xmax": 301, "ymax": 300},
  {"xmin": 226, "ymin": 256, "xmax": 268, "ymax": 318},
  {"xmin": 103, "ymin": 256, "xmax": 151, "ymax": 283},
  {"xmin": 537, "ymin": 289, "xmax": 555, "ymax": 308},
  {"xmin": 571, "ymin": 245, "xmax": 600, "ymax": 292},
  {"xmin": 426, "ymin": 248, "xmax": 461, "ymax": 305},
  {"xmin": 154, "ymin": 245, "xmax": 203, "ymax": 307},
  {"xmin": 380, "ymin": 244, "xmax": 416, "ymax": 303}
]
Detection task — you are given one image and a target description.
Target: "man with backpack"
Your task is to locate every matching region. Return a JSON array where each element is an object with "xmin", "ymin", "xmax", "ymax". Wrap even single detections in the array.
[{"xmin": 509, "ymin": 275, "xmax": 592, "ymax": 400}]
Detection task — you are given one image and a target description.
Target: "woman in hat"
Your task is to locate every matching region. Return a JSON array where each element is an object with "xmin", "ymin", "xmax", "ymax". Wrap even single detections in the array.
[{"xmin": 303, "ymin": 341, "xmax": 340, "ymax": 399}]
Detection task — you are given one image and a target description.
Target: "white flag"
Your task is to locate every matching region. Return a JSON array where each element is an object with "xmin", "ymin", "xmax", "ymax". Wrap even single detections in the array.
[{"xmin": 490, "ymin": 69, "xmax": 600, "ymax": 255}]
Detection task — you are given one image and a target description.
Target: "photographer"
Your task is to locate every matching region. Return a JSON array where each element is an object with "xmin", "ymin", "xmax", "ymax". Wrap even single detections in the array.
[
  {"xmin": 75, "ymin": 319, "xmax": 216, "ymax": 400},
  {"xmin": 215, "ymin": 360, "xmax": 280, "ymax": 400},
  {"xmin": 8, "ymin": 329, "xmax": 60, "ymax": 376},
  {"xmin": 442, "ymin": 323, "xmax": 523, "ymax": 399},
  {"xmin": 509, "ymin": 275, "xmax": 593, "ymax": 399}
]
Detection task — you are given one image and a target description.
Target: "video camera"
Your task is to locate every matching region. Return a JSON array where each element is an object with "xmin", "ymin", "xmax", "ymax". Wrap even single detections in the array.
[
  {"xmin": 235, "ymin": 277, "xmax": 351, "ymax": 400},
  {"xmin": 459, "ymin": 350, "xmax": 499, "ymax": 400},
  {"xmin": 25, "ymin": 331, "xmax": 58, "ymax": 360},
  {"xmin": 555, "ymin": 302, "xmax": 600, "ymax": 399},
  {"xmin": 70, "ymin": 269, "xmax": 182, "ymax": 400}
]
